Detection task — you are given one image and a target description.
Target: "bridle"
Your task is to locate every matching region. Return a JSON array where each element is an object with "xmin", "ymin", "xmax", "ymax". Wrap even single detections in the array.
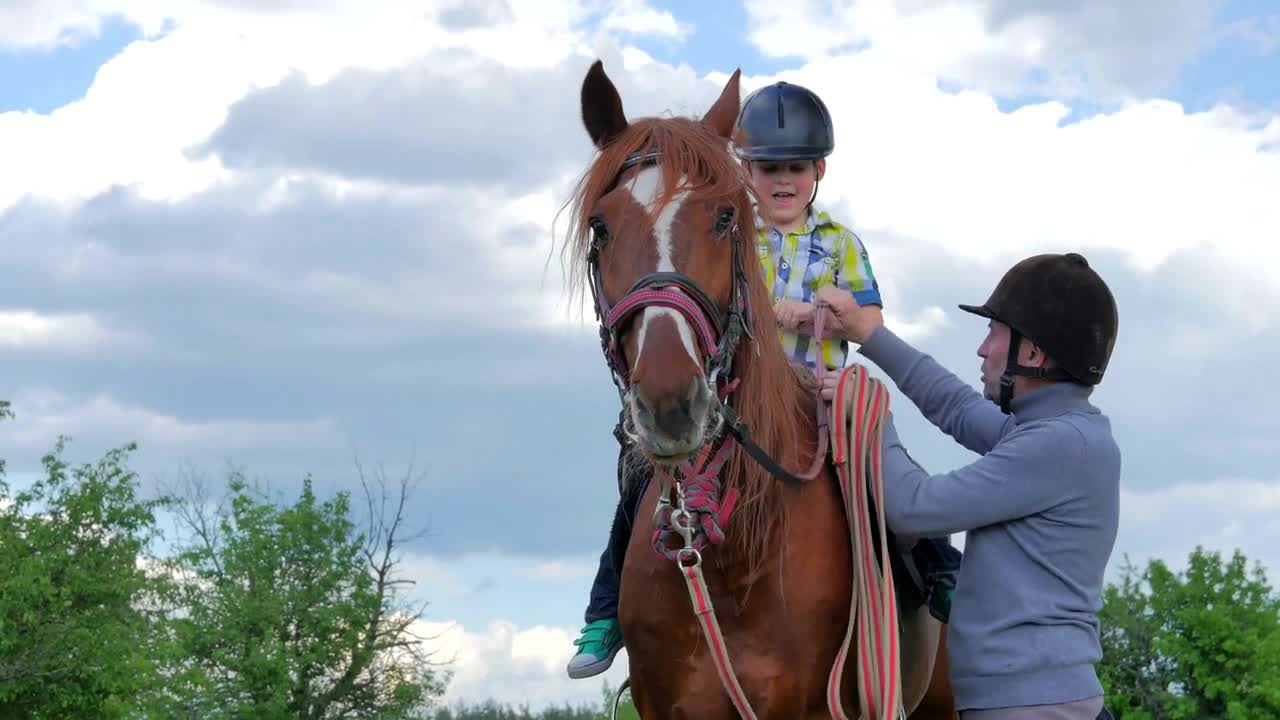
[
  {"xmin": 584, "ymin": 149, "xmax": 824, "ymax": 488},
  {"xmin": 586, "ymin": 150, "xmax": 752, "ymax": 403}
]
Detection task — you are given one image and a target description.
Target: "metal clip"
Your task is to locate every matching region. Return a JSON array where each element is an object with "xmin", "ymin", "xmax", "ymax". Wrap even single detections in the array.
[
  {"xmin": 653, "ymin": 490, "xmax": 671, "ymax": 531},
  {"xmin": 669, "ymin": 481, "xmax": 697, "ymax": 549}
]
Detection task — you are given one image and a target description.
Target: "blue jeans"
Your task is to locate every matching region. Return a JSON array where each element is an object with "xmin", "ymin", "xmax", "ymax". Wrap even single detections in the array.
[{"xmin": 584, "ymin": 420, "xmax": 649, "ymax": 624}]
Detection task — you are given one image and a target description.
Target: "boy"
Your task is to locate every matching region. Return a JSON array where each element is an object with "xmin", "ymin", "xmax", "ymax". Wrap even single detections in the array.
[
  {"xmin": 736, "ymin": 80, "xmax": 881, "ymax": 379},
  {"xmin": 566, "ymin": 80, "xmax": 959, "ymax": 679}
]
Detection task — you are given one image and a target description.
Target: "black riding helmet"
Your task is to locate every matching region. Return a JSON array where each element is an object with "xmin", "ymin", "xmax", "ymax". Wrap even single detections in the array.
[
  {"xmin": 959, "ymin": 252, "xmax": 1119, "ymax": 413},
  {"xmin": 733, "ymin": 81, "xmax": 835, "ymax": 161}
]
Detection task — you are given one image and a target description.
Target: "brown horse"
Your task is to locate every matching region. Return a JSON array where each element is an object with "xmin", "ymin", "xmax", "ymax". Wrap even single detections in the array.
[{"xmin": 563, "ymin": 59, "xmax": 957, "ymax": 719}]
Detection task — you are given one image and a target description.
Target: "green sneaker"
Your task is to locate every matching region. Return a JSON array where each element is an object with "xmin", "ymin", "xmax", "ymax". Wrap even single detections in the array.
[{"xmin": 566, "ymin": 618, "xmax": 623, "ymax": 679}]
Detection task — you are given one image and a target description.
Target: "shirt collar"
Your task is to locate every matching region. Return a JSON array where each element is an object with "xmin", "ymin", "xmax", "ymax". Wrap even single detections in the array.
[
  {"xmin": 1010, "ymin": 381, "xmax": 1097, "ymax": 424},
  {"xmin": 752, "ymin": 201, "xmax": 836, "ymax": 235}
]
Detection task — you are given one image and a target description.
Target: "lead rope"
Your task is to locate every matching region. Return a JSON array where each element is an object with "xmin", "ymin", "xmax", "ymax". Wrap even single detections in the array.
[
  {"xmin": 815, "ymin": 304, "xmax": 905, "ymax": 720},
  {"xmin": 663, "ymin": 477, "xmax": 760, "ymax": 720}
]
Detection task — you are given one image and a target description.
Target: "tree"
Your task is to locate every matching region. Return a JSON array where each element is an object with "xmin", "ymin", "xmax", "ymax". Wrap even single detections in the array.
[
  {"xmin": 156, "ymin": 464, "xmax": 448, "ymax": 719},
  {"xmin": 1099, "ymin": 547, "xmax": 1280, "ymax": 720},
  {"xmin": 0, "ymin": 437, "xmax": 169, "ymax": 719}
]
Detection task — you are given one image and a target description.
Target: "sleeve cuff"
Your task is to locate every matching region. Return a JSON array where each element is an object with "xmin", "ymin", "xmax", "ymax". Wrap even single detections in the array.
[{"xmin": 852, "ymin": 288, "xmax": 882, "ymax": 307}]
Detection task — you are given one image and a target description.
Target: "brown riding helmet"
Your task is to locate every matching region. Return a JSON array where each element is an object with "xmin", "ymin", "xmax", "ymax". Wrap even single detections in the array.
[{"xmin": 959, "ymin": 253, "xmax": 1118, "ymax": 407}]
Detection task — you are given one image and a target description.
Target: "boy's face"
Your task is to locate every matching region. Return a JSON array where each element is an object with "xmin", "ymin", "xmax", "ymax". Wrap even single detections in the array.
[{"xmin": 748, "ymin": 158, "xmax": 825, "ymax": 229}]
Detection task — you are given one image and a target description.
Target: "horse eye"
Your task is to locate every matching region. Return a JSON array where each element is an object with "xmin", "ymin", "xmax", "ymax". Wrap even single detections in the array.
[
  {"xmin": 714, "ymin": 208, "xmax": 736, "ymax": 234},
  {"xmin": 589, "ymin": 215, "xmax": 608, "ymax": 237}
]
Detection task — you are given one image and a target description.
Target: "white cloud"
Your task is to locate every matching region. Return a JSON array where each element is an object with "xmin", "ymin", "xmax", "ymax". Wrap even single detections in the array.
[
  {"xmin": 600, "ymin": 0, "xmax": 690, "ymax": 41},
  {"xmin": 743, "ymin": 0, "xmax": 1221, "ymax": 101},
  {"xmin": 0, "ymin": 0, "xmax": 606, "ymax": 213},
  {"xmin": 884, "ymin": 305, "xmax": 948, "ymax": 344},
  {"xmin": 5, "ymin": 389, "xmax": 345, "ymax": 458},
  {"xmin": 1113, "ymin": 476, "xmax": 1280, "ymax": 582},
  {"xmin": 0, "ymin": 0, "xmax": 152, "ymax": 50},
  {"xmin": 422, "ymin": 618, "xmax": 628, "ymax": 710},
  {"xmin": 532, "ymin": 558, "xmax": 598, "ymax": 580},
  {"xmin": 733, "ymin": 54, "xmax": 1280, "ymax": 294},
  {"xmin": 0, "ymin": 1, "xmax": 459, "ymax": 51},
  {"xmin": 0, "ymin": 310, "xmax": 137, "ymax": 353}
]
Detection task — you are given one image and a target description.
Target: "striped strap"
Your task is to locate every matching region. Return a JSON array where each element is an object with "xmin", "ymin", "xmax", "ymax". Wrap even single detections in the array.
[
  {"xmin": 826, "ymin": 364, "xmax": 904, "ymax": 720},
  {"xmin": 681, "ymin": 556, "xmax": 759, "ymax": 719}
]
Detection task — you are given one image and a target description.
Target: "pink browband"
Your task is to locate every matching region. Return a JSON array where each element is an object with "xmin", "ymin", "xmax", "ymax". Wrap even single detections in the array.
[{"xmin": 604, "ymin": 286, "xmax": 721, "ymax": 365}]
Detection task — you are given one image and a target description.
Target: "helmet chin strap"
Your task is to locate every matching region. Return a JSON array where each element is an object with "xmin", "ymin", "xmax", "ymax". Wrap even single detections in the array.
[
  {"xmin": 803, "ymin": 158, "xmax": 821, "ymax": 211},
  {"xmin": 997, "ymin": 329, "xmax": 1022, "ymax": 414},
  {"xmin": 998, "ymin": 329, "xmax": 1077, "ymax": 414}
]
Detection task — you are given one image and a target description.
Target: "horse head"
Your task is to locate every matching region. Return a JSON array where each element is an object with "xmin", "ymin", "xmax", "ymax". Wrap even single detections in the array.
[{"xmin": 572, "ymin": 61, "xmax": 755, "ymax": 465}]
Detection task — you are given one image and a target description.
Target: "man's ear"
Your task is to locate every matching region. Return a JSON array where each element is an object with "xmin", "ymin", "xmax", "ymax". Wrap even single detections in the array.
[
  {"xmin": 815, "ymin": 158, "xmax": 826, "ymax": 181},
  {"xmin": 1023, "ymin": 341, "xmax": 1049, "ymax": 368}
]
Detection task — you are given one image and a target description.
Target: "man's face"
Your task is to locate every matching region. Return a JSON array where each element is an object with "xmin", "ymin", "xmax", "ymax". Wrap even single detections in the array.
[{"xmin": 976, "ymin": 320, "xmax": 1011, "ymax": 401}]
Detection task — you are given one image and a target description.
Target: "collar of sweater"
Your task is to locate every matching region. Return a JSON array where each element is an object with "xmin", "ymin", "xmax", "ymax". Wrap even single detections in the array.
[{"xmin": 1010, "ymin": 381, "xmax": 1096, "ymax": 424}]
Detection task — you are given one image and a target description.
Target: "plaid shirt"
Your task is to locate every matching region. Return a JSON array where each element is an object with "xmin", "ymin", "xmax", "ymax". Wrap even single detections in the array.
[{"xmin": 756, "ymin": 204, "xmax": 883, "ymax": 370}]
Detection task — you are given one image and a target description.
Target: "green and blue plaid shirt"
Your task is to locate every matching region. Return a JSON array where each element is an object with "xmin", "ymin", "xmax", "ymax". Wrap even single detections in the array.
[{"xmin": 756, "ymin": 204, "xmax": 883, "ymax": 370}]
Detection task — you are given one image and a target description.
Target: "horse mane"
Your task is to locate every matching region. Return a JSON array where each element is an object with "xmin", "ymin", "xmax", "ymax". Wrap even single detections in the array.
[{"xmin": 559, "ymin": 114, "xmax": 819, "ymax": 573}]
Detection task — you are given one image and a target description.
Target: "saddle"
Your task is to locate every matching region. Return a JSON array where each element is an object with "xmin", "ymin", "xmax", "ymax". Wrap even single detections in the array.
[{"xmin": 880, "ymin": 515, "xmax": 963, "ymax": 625}]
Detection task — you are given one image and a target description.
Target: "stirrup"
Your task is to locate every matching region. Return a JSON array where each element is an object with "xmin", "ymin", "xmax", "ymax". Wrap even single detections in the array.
[{"xmin": 611, "ymin": 676, "xmax": 632, "ymax": 720}]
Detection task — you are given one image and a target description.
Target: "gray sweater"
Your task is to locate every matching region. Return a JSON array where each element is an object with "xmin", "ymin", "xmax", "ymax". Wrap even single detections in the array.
[{"xmin": 857, "ymin": 326, "xmax": 1120, "ymax": 711}]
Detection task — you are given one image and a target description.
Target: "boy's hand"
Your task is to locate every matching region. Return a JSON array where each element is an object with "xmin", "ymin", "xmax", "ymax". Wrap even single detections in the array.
[
  {"xmin": 819, "ymin": 372, "xmax": 840, "ymax": 401},
  {"xmin": 773, "ymin": 300, "xmax": 814, "ymax": 331},
  {"xmin": 815, "ymin": 286, "xmax": 884, "ymax": 343}
]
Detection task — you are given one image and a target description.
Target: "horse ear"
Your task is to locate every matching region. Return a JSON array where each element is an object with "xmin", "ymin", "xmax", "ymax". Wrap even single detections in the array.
[
  {"xmin": 701, "ymin": 68, "xmax": 741, "ymax": 140},
  {"xmin": 581, "ymin": 60, "xmax": 629, "ymax": 149}
]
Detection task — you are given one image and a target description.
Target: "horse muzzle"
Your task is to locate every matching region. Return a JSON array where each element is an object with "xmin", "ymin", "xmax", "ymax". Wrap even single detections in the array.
[{"xmin": 628, "ymin": 375, "xmax": 715, "ymax": 461}]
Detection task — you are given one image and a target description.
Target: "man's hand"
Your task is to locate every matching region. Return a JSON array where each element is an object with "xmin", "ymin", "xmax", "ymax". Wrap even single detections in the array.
[
  {"xmin": 773, "ymin": 299, "xmax": 814, "ymax": 331},
  {"xmin": 814, "ymin": 286, "xmax": 884, "ymax": 344}
]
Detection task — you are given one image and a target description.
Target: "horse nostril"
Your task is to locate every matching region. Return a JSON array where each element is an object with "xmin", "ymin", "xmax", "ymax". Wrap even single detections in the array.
[{"xmin": 633, "ymin": 393, "xmax": 654, "ymax": 420}]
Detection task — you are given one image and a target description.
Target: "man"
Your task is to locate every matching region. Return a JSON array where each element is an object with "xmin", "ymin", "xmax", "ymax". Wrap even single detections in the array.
[{"xmin": 815, "ymin": 252, "xmax": 1121, "ymax": 720}]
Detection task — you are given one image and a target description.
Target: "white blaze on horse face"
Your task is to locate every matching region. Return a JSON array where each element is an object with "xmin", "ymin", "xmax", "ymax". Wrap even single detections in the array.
[
  {"xmin": 626, "ymin": 165, "xmax": 688, "ymax": 274},
  {"xmin": 626, "ymin": 165, "xmax": 701, "ymax": 368},
  {"xmin": 636, "ymin": 307, "xmax": 701, "ymax": 369}
]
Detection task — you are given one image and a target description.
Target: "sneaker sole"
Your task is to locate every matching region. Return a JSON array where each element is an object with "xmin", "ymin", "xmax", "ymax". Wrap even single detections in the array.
[{"xmin": 566, "ymin": 643, "xmax": 622, "ymax": 679}]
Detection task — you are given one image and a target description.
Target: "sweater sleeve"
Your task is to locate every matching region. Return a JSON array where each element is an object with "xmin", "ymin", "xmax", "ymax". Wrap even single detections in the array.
[
  {"xmin": 879, "ymin": 414, "xmax": 1084, "ymax": 536},
  {"xmin": 858, "ymin": 325, "xmax": 1012, "ymax": 455}
]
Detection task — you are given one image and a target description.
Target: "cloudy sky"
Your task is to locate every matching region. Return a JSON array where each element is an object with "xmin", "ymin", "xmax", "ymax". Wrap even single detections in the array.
[{"xmin": 2, "ymin": 0, "xmax": 1279, "ymax": 710}]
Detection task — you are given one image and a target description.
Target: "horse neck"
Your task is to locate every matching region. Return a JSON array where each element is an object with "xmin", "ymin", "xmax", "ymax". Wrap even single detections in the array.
[{"xmin": 716, "ymin": 336, "xmax": 821, "ymax": 574}]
